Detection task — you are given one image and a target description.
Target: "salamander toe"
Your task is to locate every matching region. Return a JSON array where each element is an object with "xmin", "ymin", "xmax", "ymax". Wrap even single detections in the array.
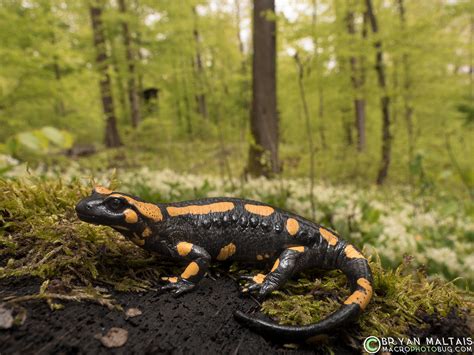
[{"xmin": 158, "ymin": 278, "xmax": 196, "ymax": 296}]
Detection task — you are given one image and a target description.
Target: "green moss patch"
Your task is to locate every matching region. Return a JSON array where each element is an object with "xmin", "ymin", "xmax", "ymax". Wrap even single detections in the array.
[
  {"xmin": 0, "ymin": 178, "xmax": 164, "ymax": 308},
  {"xmin": 261, "ymin": 256, "xmax": 473, "ymax": 341}
]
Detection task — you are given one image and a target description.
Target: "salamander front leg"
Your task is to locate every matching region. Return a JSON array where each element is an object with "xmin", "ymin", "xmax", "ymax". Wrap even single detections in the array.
[
  {"xmin": 159, "ymin": 242, "xmax": 210, "ymax": 296},
  {"xmin": 240, "ymin": 246, "xmax": 308, "ymax": 299}
]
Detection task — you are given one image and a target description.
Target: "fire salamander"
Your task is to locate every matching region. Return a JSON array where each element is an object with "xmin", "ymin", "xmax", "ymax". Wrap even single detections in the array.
[{"xmin": 76, "ymin": 186, "xmax": 373, "ymax": 342}]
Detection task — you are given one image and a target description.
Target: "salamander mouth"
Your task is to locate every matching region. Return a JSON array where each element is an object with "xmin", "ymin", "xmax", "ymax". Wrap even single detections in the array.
[{"xmin": 76, "ymin": 212, "xmax": 102, "ymax": 225}]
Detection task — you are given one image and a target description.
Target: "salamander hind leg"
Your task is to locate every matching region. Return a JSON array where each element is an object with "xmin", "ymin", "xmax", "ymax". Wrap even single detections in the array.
[{"xmin": 240, "ymin": 246, "xmax": 308, "ymax": 300}]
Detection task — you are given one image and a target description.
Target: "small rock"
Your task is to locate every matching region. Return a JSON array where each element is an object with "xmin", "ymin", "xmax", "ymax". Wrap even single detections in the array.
[
  {"xmin": 0, "ymin": 306, "xmax": 14, "ymax": 329},
  {"xmin": 125, "ymin": 308, "xmax": 142, "ymax": 319},
  {"xmin": 98, "ymin": 327, "xmax": 128, "ymax": 348}
]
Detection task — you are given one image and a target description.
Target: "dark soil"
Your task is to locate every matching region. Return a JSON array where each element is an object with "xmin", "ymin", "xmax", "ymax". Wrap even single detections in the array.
[{"xmin": 0, "ymin": 275, "xmax": 356, "ymax": 355}]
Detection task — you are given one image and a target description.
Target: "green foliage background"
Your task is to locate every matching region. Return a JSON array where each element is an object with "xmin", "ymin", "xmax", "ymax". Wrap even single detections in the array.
[{"xmin": 0, "ymin": 0, "xmax": 471, "ymax": 194}]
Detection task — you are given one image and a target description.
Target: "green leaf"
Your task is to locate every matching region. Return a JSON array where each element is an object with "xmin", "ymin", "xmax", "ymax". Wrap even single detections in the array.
[
  {"xmin": 41, "ymin": 127, "xmax": 74, "ymax": 149},
  {"xmin": 17, "ymin": 131, "xmax": 48, "ymax": 153}
]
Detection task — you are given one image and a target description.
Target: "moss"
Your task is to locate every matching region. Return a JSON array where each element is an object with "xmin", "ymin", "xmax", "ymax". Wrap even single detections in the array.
[
  {"xmin": 261, "ymin": 255, "xmax": 472, "ymax": 341},
  {"xmin": 0, "ymin": 177, "xmax": 164, "ymax": 301}
]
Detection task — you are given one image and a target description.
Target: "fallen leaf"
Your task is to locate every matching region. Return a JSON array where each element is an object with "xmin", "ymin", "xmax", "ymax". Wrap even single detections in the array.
[
  {"xmin": 0, "ymin": 306, "xmax": 14, "ymax": 329},
  {"xmin": 98, "ymin": 327, "xmax": 128, "ymax": 348},
  {"xmin": 125, "ymin": 308, "xmax": 142, "ymax": 319}
]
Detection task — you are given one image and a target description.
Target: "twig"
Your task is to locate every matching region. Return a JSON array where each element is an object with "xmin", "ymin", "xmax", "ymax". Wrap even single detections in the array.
[{"xmin": 4, "ymin": 291, "xmax": 118, "ymax": 310}]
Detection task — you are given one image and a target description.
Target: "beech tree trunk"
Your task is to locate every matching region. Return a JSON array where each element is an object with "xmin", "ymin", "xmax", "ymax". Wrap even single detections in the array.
[
  {"xmin": 234, "ymin": 0, "xmax": 250, "ymax": 141},
  {"xmin": 334, "ymin": 0, "xmax": 354, "ymax": 147},
  {"xmin": 234, "ymin": 0, "xmax": 246, "ymax": 69},
  {"xmin": 50, "ymin": 33, "xmax": 66, "ymax": 117},
  {"xmin": 192, "ymin": 6, "xmax": 208, "ymax": 120},
  {"xmin": 397, "ymin": 0, "xmax": 415, "ymax": 167},
  {"xmin": 110, "ymin": 38, "xmax": 128, "ymax": 122},
  {"xmin": 294, "ymin": 52, "xmax": 316, "ymax": 220},
  {"xmin": 179, "ymin": 57, "xmax": 193, "ymax": 136},
  {"xmin": 89, "ymin": 1, "xmax": 122, "ymax": 147},
  {"xmin": 346, "ymin": 9, "xmax": 366, "ymax": 151},
  {"xmin": 311, "ymin": 0, "xmax": 327, "ymax": 149},
  {"xmin": 118, "ymin": 0, "xmax": 141, "ymax": 128},
  {"xmin": 247, "ymin": 0, "xmax": 279, "ymax": 177},
  {"xmin": 132, "ymin": 0, "xmax": 144, "ymax": 108},
  {"xmin": 366, "ymin": 0, "xmax": 391, "ymax": 185}
]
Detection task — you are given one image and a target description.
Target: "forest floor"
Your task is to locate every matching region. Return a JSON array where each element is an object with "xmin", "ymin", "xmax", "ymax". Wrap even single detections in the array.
[
  {"xmin": 2, "ymin": 275, "xmax": 472, "ymax": 355},
  {"xmin": 0, "ymin": 276, "xmax": 357, "ymax": 355}
]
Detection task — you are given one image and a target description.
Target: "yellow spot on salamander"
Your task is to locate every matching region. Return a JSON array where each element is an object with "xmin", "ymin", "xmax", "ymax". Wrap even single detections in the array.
[
  {"xmin": 270, "ymin": 258, "xmax": 280, "ymax": 272},
  {"xmin": 94, "ymin": 186, "xmax": 112, "ymax": 195},
  {"xmin": 344, "ymin": 278, "xmax": 373, "ymax": 310},
  {"xmin": 167, "ymin": 202, "xmax": 235, "ymax": 217},
  {"xmin": 256, "ymin": 255, "xmax": 264, "ymax": 261},
  {"xmin": 124, "ymin": 209, "xmax": 138, "ymax": 223},
  {"xmin": 142, "ymin": 227, "xmax": 152, "ymax": 238},
  {"xmin": 319, "ymin": 227, "xmax": 338, "ymax": 246},
  {"xmin": 252, "ymin": 273, "xmax": 266, "ymax": 284},
  {"xmin": 177, "ymin": 242, "xmax": 193, "ymax": 256},
  {"xmin": 344, "ymin": 245, "xmax": 365, "ymax": 259},
  {"xmin": 216, "ymin": 243, "xmax": 236, "ymax": 261},
  {"xmin": 289, "ymin": 246, "xmax": 306, "ymax": 253},
  {"xmin": 181, "ymin": 262, "xmax": 200, "ymax": 279},
  {"xmin": 286, "ymin": 218, "xmax": 299, "ymax": 236},
  {"xmin": 161, "ymin": 276, "xmax": 178, "ymax": 283},
  {"xmin": 111, "ymin": 194, "xmax": 163, "ymax": 222},
  {"xmin": 244, "ymin": 204, "xmax": 275, "ymax": 216}
]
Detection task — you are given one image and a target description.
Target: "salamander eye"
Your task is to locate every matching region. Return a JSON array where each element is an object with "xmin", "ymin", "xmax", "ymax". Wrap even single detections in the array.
[{"xmin": 106, "ymin": 198, "xmax": 126, "ymax": 211}]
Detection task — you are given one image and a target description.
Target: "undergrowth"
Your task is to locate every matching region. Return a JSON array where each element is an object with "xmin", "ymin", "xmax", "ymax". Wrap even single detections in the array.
[
  {"xmin": 261, "ymin": 256, "xmax": 473, "ymax": 340},
  {"xmin": 0, "ymin": 178, "xmax": 164, "ymax": 308},
  {"xmin": 0, "ymin": 177, "xmax": 472, "ymax": 342}
]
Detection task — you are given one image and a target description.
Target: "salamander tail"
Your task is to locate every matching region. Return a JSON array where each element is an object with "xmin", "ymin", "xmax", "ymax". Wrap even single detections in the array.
[{"xmin": 234, "ymin": 243, "xmax": 373, "ymax": 342}]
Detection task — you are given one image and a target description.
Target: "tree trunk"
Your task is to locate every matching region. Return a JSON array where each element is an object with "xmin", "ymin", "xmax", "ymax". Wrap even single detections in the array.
[
  {"xmin": 234, "ymin": 0, "xmax": 246, "ymax": 70},
  {"xmin": 312, "ymin": 0, "xmax": 327, "ymax": 150},
  {"xmin": 110, "ymin": 38, "xmax": 128, "ymax": 123},
  {"xmin": 180, "ymin": 57, "xmax": 193, "ymax": 136},
  {"xmin": 246, "ymin": 0, "xmax": 279, "ymax": 177},
  {"xmin": 366, "ymin": 0, "xmax": 391, "ymax": 185},
  {"xmin": 234, "ymin": 0, "xmax": 250, "ymax": 142},
  {"xmin": 294, "ymin": 52, "xmax": 316, "ymax": 220},
  {"xmin": 397, "ymin": 0, "xmax": 415, "ymax": 168},
  {"xmin": 89, "ymin": 1, "xmax": 122, "ymax": 148},
  {"xmin": 192, "ymin": 6, "xmax": 208, "ymax": 120},
  {"xmin": 132, "ymin": 0, "xmax": 144, "ymax": 108},
  {"xmin": 346, "ymin": 9, "xmax": 366, "ymax": 151},
  {"xmin": 118, "ymin": 0, "xmax": 141, "ymax": 128},
  {"xmin": 334, "ymin": 0, "xmax": 354, "ymax": 147},
  {"xmin": 50, "ymin": 33, "xmax": 66, "ymax": 117}
]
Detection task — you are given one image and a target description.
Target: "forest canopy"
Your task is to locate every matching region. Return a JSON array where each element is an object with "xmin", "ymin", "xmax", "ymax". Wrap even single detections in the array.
[{"xmin": 0, "ymin": 0, "xmax": 472, "ymax": 194}]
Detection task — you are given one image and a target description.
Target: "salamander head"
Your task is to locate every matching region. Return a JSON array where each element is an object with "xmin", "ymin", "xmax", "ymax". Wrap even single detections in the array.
[{"xmin": 75, "ymin": 186, "xmax": 162, "ymax": 232}]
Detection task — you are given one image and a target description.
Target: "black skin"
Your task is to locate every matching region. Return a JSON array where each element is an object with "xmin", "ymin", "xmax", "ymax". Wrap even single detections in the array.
[{"xmin": 76, "ymin": 187, "xmax": 373, "ymax": 342}]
